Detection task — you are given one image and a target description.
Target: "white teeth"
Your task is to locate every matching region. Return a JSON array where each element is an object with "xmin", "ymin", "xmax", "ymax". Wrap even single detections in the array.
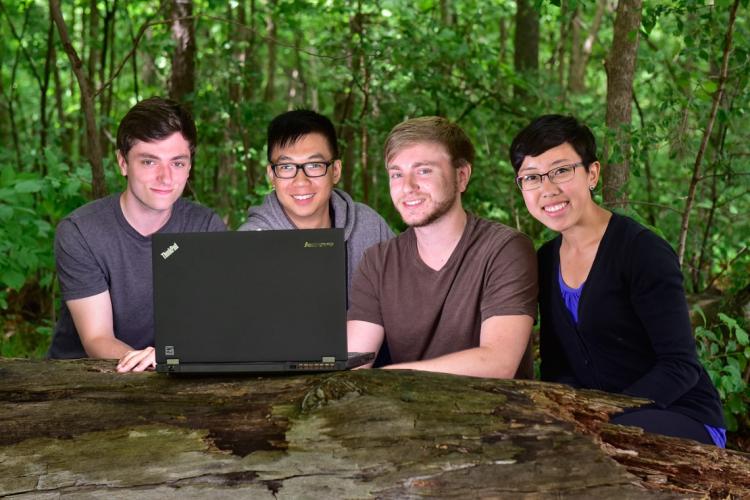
[
  {"xmin": 544, "ymin": 202, "xmax": 568, "ymax": 213},
  {"xmin": 404, "ymin": 199, "xmax": 423, "ymax": 206},
  {"xmin": 292, "ymin": 194, "xmax": 314, "ymax": 200}
]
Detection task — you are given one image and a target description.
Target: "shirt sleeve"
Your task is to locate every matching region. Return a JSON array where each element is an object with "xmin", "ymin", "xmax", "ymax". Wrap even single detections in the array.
[
  {"xmin": 347, "ymin": 246, "xmax": 384, "ymax": 326},
  {"xmin": 621, "ymin": 230, "xmax": 702, "ymax": 407},
  {"xmin": 480, "ymin": 232, "xmax": 538, "ymax": 321},
  {"xmin": 55, "ymin": 219, "xmax": 108, "ymax": 301}
]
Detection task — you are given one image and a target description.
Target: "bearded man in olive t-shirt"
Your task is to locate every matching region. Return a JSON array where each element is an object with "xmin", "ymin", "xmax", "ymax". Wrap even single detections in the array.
[{"xmin": 347, "ymin": 117, "xmax": 537, "ymax": 378}]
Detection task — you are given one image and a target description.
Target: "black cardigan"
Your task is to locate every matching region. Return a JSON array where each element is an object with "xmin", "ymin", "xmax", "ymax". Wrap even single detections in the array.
[{"xmin": 538, "ymin": 213, "xmax": 724, "ymax": 427}]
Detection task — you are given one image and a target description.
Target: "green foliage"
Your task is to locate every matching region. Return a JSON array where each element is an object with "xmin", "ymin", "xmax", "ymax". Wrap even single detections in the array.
[{"xmin": 694, "ymin": 307, "xmax": 750, "ymax": 432}]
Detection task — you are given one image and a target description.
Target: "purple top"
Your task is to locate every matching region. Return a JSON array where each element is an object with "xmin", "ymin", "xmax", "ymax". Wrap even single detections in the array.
[
  {"xmin": 557, "ymin": 267, "xmax": 726, "ymax": 448},
  {"xmin": 558, "ymin": 269, "xmax": 583, "ymax": 325}
]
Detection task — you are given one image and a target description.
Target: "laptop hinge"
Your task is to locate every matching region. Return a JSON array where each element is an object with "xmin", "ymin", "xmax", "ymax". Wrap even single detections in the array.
[{"xmin": 166, "ymin": 358, "xmax": 180, "ymax": 365}]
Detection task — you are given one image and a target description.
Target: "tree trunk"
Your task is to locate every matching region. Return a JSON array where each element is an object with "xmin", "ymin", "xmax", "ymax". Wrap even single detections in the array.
[
  {"xmin": 603, "ymin": 0, "xmax": 642, "ymax": 209},
  {"xmin": 50, "ymin": 0, "xmax": 107, "ymax": 199},
  {"xmin": 169, "ymin": 0, "xmax": 196, "ymax": 106},
  {"xmin": 513, "ymin": 0, "xmax": 539, "ymax": 101},
  {"xmin": 263, "ymin": 0, "xmax": 278, "ymax": 103},
  {"xmin": 1, "ymin": 359, "xmax": 749, "ymax": 498}
]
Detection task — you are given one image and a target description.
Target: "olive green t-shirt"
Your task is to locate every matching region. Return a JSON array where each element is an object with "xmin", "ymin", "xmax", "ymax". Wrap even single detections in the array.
[{"xmin": 348, "ymin": 212, "xmax": 538, "ymax": 363}]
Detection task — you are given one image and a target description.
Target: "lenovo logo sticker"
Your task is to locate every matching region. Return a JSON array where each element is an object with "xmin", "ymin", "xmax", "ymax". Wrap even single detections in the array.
[{"xmin": 160, "ymin": 243, "xmax": 179, "ymax": 260}]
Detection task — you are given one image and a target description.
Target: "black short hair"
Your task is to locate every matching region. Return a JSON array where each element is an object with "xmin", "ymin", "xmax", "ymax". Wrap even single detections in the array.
[
  {"xmin": 267, "ymin": 110, "xmax": 339, "ymax": 162},
  {"xmin": 116, "ymin": 97, "xmax": 197, "ymax": 159},
  {"xmin": 509, "ymin": 114, "xmax": 598, "ymax": 173}
]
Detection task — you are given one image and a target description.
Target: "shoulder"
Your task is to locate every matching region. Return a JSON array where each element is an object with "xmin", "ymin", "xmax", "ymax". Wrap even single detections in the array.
[
  {"xmin": 607, "ymin": 213, "xmax": 673, "ymax": 259},
  {"xmin": 469, "ymin": 215, "xmax": 534, "ymax": 253},
  {"xmin": 173, "ymin": 198, "xmax": 226, "ymax": 230},
  {"xmin": 353, "ymin": 201, "xmax": 393, "ymax": 230},
  {"xmin": 57, "ymin": 194, "xmax": 119, "ymax": 240},
  {"xmin": 62, "ymin": 194, "xmax": 118, "ymax": 226}
]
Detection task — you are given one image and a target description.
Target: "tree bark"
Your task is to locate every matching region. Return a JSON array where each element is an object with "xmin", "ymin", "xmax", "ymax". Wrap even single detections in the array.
[
  {"xmin": 169, "ymin": 0, "xmax": 196, "ymax": 106},
  {"xmin": 676, "ymin": 0, "xmax": 740, "ymax": 267},
  {"xmin": 50, "ymin": 0, "xmax": 107, "ymax": 199},
  {"xmin": 567, "ymin": 0, "xmax": 606, "ymax": 94},
  {"xmin": 603, "ymin": 0, "xmax": 642, "ymax": 209},
  {"xmin": 263, "ymin": 0, "xmax": 278, "ymax": 103},
  {"xmin": 1, "ymin": 359, "xmax": 749, "ymax": 498},
  {"xmin": 513, "ymin": 0, "xmax": 539, "ymax": 101}
]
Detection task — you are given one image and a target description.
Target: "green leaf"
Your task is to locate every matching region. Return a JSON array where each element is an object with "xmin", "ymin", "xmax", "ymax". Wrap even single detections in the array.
[
  {"xmin": 1, "ymin": 270, "xmax": 26, "ymax": 290},
  {"xmin": 14, "ymin": 179, "xmax": 44, "ymax": 193}
]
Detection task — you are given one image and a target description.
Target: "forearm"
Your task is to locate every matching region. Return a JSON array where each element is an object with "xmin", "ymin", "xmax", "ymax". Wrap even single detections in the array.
[
  {"xmin": 81, "ymin": 335, "xmax": 133, "ymax": 359},
  {"xmin": 384, "ymin": 345, "xmax": 520, "ymax": 379}
]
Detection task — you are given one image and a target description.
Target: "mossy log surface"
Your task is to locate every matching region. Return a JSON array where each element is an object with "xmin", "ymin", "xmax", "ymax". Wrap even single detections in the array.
[{"xmin": 1, "ymin": 359, "xmax": 748, "ymax": 498}]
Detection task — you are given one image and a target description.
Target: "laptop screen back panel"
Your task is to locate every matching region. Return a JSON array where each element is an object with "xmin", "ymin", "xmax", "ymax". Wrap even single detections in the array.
[{"xmin": 152, "ymin": 229, "xmax": 347, "ymax": 368}]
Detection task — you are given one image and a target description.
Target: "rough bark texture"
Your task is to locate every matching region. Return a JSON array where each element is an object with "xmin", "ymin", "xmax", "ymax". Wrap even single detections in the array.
[
  {"xmin": 513, "ymin": 0, "xmax": 539, "ymax": 100},
  {"xmin": 168, "ymin": 0, "xmax": 196, "ymax": 106},
  {"xmin": 603, "ymin": 0, "xmax": 642, "ymax": 209},
  {"xmin": 1, "ymin": 359, "xmax": 748, "ymax": 498}
]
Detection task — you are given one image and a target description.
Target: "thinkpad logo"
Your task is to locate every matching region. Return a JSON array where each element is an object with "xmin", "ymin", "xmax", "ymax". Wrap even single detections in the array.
[
  {"xmin": 161, "ymin": 243, "xmax": 179, "ymax": 260},
  {"xmin": 304, "ymin": 241, "xmax": 334, "ymax": 248}
]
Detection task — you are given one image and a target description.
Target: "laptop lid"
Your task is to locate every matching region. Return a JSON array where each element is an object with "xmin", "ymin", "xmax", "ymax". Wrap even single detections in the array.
[{"xmin": 152, "ymin": 229, "xmax": 350, "ymax": 372}]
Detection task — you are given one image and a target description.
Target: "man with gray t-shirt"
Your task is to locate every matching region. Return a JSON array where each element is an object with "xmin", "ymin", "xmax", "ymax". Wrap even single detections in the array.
[
  {"xmin": 347, "ymin": 117, "xmax": 537, "ymax": 378},
  {"xmin": 48, "ymin": 97, "xmax": 225, "ymax": 372}
]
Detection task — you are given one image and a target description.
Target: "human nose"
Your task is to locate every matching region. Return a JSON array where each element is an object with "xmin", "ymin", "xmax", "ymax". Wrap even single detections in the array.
[
  {"xmin": 539, "ymin": 173, "xmax": 560, "ymax": 195},
  {"xmin": 156, "ymin": 163, "xmax": 172, "ymax": 184},
  {"xmin": 291, "ymin": 166, "xmax": 311, "ymax": 185},
  {"xmin": 402, "ymin": 171, "xmax": 419, "ymax": 193}
]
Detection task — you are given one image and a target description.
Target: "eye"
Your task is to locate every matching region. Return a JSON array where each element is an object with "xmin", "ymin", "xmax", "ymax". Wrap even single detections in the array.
[
  {"xmin": 389, "ymin": 171, "xmax": 402, "ymax": 180},
  {"xmin": 522, "ymin": 174, "xmax": 540, "ymax": 183},
  {"xmin": 417, "ymin": 168, "xmax": 432, "ymax": 175},
  {"xmin": 553, "ymin": 166, "xmax": 572, "ymax": 176},
  {"xmin": 277, "ymin": 164, "xmax": 296, "ymax": 172},
  {"xmin": 142, "ymin": 159, "xmax": 156, "ymax": 167},
  {"xmin": 172, "ymin": 161, "xmax": 187, "ymax": 169},
  {"xmin": 305, "ymin": 162, "xmax": 326, "ymax": 171}
]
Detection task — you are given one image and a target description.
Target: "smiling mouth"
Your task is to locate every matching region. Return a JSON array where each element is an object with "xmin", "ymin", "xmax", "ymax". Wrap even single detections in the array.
[
  {"xmin": 292, "ymin": 194, "xmax": 314, "ymax": 201},
  {"xmin": 543, "ymin": 201, "xmax": 568, "ymax": 213},
  {"xmin": 403, "ymin": 199, "xmax": 424, "ymax": 207}
]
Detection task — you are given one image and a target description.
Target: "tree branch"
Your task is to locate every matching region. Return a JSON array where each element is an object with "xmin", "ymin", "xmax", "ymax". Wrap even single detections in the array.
[{"xmin": 676, "ymin": 0, "xmax": 741, "ymax": 266}]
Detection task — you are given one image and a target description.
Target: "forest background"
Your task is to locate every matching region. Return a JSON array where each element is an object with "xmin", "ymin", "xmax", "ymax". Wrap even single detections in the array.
[{"xmin": 1, "ymin": 0, "xmax": 749, "ymax": 446}]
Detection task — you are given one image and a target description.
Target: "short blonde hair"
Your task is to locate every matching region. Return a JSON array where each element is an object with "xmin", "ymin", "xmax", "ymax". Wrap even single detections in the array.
[{"xmin": 384, "ymin": 116, "xmax": 475, "ymax": 168}]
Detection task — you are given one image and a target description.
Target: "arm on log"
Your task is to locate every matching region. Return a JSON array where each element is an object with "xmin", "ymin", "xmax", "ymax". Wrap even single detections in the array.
[{"xmin": 0, "ymin": 358, "xmax": 748, "ymax": 498}]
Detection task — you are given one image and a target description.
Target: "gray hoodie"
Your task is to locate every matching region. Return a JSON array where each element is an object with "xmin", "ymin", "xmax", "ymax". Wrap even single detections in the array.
[{"xmin": 238, "ymin": 188, "xmax": 394, "ymax": 293}]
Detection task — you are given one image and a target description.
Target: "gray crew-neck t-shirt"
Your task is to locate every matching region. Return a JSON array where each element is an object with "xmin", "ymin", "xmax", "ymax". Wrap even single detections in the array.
[
  {"xmin": 48, "ymin": 193, "xmax": 226, "ymax": 359},
  {"xmin": 347, "ymin": 213, "xmax": 538, "ymax": 363}
]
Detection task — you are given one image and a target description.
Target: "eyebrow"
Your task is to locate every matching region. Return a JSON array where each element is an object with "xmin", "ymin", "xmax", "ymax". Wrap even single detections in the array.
[
  {"xmin": 135, "ymin": 153, "xmax": 190, "ymax": 161},
  {"xmin": 275, "ymin": 153, "xmax": 327, "ymax": 162},
  {"xmin": 518, "ymin": 158, "xmax": 576, "ymax": 173},
  {"xmin": 386, "ymin": 160, "xmax": 439, "ymax": 170}
]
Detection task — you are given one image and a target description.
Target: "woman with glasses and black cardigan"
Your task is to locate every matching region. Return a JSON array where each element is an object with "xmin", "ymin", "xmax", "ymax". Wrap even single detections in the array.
[{"xmin": 509, "ymin": 114, "xmax": 725, "ymax": 447}]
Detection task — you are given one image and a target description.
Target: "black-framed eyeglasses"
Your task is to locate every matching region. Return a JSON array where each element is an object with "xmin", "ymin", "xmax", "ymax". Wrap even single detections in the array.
[
  {"xmin": 515, "ymin": 163, "xmax": 584, "ymax": 191},
  {"xmin": 270, "ymin": 160, "xmax": 335, "ymax": 179}
]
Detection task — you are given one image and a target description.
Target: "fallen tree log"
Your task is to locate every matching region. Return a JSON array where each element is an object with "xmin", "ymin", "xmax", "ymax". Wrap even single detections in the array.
[{"xmin": 0, "ymin": 359, "xmax": 748, "ymax": 498}]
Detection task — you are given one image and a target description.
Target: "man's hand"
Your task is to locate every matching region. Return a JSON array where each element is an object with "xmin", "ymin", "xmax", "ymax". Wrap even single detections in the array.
[{"xmin": 117, "ymin": 346, "xmax": 156, "ymax": 372}]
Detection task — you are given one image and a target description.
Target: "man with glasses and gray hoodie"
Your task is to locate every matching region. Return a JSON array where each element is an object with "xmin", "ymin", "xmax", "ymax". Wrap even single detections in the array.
[{"xmin": 238, "ymin": 109, "xmax": 393, "ymax": 296}]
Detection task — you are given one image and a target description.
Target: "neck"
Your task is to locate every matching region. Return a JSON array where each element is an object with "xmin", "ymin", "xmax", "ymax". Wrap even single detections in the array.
[
  {"xmin": 560, "ymin": 203, "xmax": 611, "ymax": 251},
  {"xmin": 286, "ymin": 207, "xmax": 332, "ymax": 229},
  {"xmin": 413, "ymin": 205, "xmax": 467, "ymax": 269},
  {"xmin": 119, "ymin": 192, "xmax": 173, "ymax": 236}
]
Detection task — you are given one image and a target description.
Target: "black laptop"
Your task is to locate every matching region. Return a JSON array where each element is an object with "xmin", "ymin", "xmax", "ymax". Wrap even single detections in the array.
[{"xmin": 152, "ymin": 229, "xmax": 374, "ymax": 373}]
